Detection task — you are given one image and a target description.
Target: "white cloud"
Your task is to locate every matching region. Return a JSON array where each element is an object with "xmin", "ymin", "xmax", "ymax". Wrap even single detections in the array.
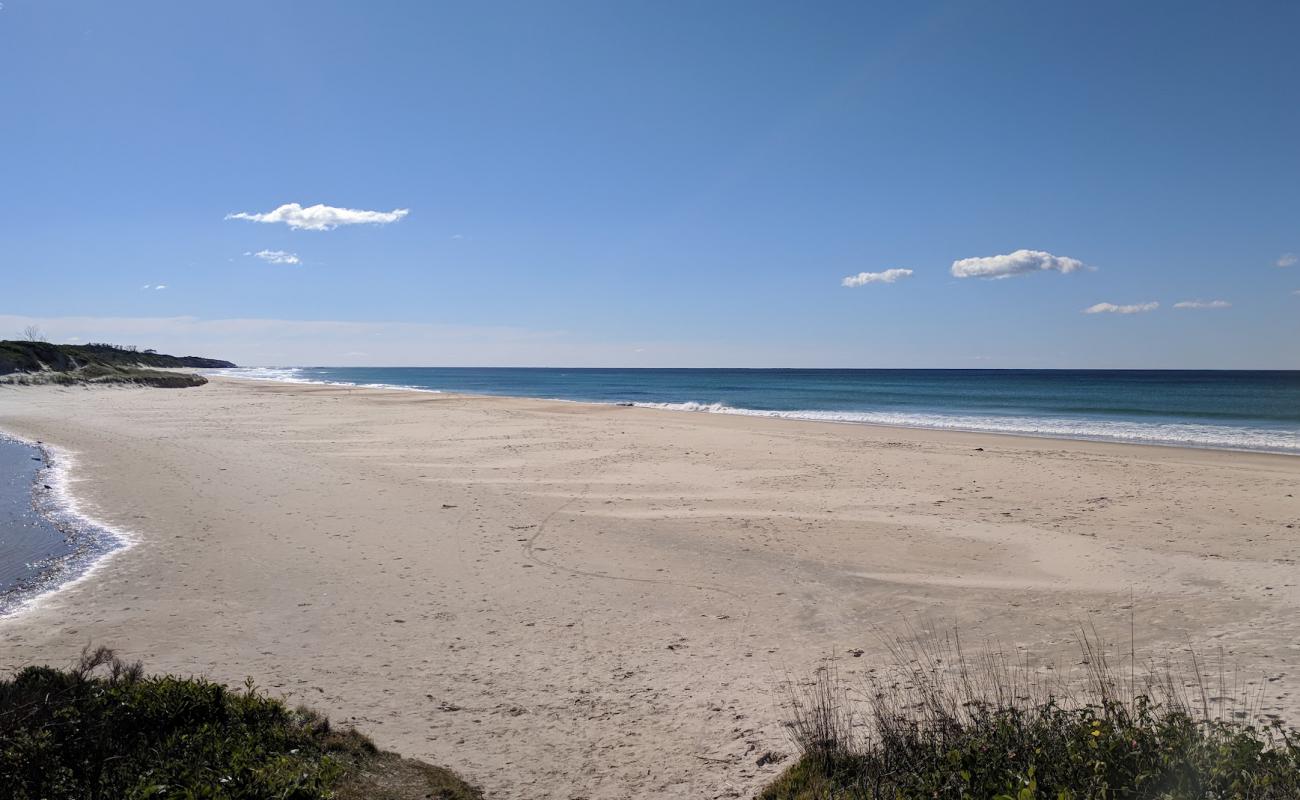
[
  {"xmin": 841, "ymin": 268, "xmax": 913, "ymax": 287},
  {"xmin": 225, "ymin": 203, "xmax": 409, "ymax": 231},
  {"xmin": 1083, "ymin": 301, "xmax": 1158, "ymax": 315},
  {"xmin": 247, "ymin": 249, "xmax": 301, "ymax": 265},
  {"xmin": 1173, "ymin": 300, "xmax": 1230, "ymax": 309},
  {"xmin": 951, "ymin": 249, "xmax": 1088, "ymax": 279},
  {"xmin": 1278, "ymin": 253, "xmax": 1298, "ymax": 268},
  {"xmin": 155, "ymin": 284, "xmax": 167, "ymax": 290},
  {"xmin": 141, "ymin": 284, "xmax": 166, "ymax": 290}
]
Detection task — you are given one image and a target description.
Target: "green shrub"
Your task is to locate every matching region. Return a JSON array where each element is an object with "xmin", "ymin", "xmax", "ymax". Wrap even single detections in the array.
[{"xmin": 0, "ymin": 647, "xmax": 480, "ymax": 800}]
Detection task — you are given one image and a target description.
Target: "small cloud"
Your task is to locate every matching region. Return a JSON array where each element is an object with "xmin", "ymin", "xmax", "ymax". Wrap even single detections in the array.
[
  {"xmin": 225, "ymin": 202, "xmax": 409, "ymax": 231},
  {"xmin": 1083, "ymin": 301, "xmax": 1158, "ymax": 315},
  {"xmin": 1277, "ymin": 253, "xmax": 1298, "ymax": 268},
  {"xmin": 141, "ymin": 284, "xmax": 166, "ymax": 290},
  {"xmin": 155, "ymin": 284, "xmax": 167, "ymax": 290},
  {"xmin": 1173, "ymin": 299, "xmax": 1231, "ymax": 309},
  {"xmin": 247, "ymin": 249, "xmax": 301, "ymax": 265},
  {"xmin": 450, "ymin": 234, "xmax": 464, "ymax": 240},
  {"xmin": 841, "ymin": 268, "xmax": 914, "ymax": 287},
  {"xmin": 951, "ymin": 249, "xmax": 1088, "ymax": 279}
]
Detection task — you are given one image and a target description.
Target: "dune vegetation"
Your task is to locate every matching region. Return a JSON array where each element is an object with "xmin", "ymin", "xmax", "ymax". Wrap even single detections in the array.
[
  {"xmin": 763, "ymin": 629, "xmax": 1300, "ymax": 800},
  {"xmin": 0, "ymin": 339, "xmax": 234, "ymax": 388},
  {"xmin": 0, "ymin": 647, "xmax": 480, "ymax": 800}
]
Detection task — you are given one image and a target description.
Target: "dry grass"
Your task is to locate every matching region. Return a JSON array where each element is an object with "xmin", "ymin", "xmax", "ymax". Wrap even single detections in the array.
[{"xmin": 765, "ymin": 623, "xmax": 1299, "ymax": 799}]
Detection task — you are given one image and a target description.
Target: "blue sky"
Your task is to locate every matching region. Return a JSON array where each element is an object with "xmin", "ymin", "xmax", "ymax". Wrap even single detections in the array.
[{"xmin": 2, "ymin": 0, "xmax": 1297, "ymax": 367}]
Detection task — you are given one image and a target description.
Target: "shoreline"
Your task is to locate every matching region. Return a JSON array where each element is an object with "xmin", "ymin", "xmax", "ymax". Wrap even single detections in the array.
[
  {"xmin": 0, "ymin": 432, "xmax": 134, "ymax": 619},
  {"xmin": 205, "ymin": 370, "xmax": 1300, "ymax": 457},
  {"xmin": 2, "ymin": 379, "xmax": 1298, "ymax": 798},
  {"xmin": 6, "ymin": 376, "xmax": 1294, "ymax": 626}
]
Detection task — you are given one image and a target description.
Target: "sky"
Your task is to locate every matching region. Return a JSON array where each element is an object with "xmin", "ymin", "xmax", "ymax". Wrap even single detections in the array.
[{"xmin": 1, "ymin": 0, "xmax": 1297, "ymax": 368}]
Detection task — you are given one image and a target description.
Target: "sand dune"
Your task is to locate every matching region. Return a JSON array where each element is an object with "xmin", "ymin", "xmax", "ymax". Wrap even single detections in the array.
[{"xmin": 2, "ymin": 378, "xmax": 1298, "ymax": 798}]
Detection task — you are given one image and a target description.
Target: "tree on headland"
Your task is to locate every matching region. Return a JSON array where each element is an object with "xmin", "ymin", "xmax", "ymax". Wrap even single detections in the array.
[{"xmin": 21, "ymin": 325, "xmax": 46, "ymax": 343}]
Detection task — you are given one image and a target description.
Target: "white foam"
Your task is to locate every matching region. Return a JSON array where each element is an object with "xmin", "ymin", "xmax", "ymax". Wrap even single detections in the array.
[
  {"xmin": 0, "ymin": 432, "xmax": 138, "ymax": 619},
  {"xmin": 206, "ymin": 367, "xmax": 442, "ymax": 394},
  {"xmin": 631, "ymin": 402, "xmax": 1300, "ymax": 453},
  {"xmin": 206, "ymin": 366, "xmax": 314, "ymax": 383},
  {"xmin": 203, "ymin": 371, "xmax": 1299, "ymax": 454}
]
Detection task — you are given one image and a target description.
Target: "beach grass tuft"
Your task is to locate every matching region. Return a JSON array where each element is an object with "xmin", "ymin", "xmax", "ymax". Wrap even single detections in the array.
[
  {"xmin": 0, "ymin": 646, "xmax": 481, "ymax": 799},
  {"xmin": 763, "ymin": 626, "xmax": 1300, "ymax": 799}
]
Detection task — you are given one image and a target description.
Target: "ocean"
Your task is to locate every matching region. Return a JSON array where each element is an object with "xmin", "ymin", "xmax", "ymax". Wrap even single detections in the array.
[
  {"xmin": 0, "ymin": 437, "xmax": 125, "ymax": 616},
  {"xmin": 211, "ymin": 368, "xmax": 1300, "ymax": 454},
  {"xmin": 0, "ymin": 439, "xmax": 65, "ymax": 612}
]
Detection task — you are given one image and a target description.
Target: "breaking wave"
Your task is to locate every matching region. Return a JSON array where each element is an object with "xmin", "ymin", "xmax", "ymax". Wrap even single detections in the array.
[{"xmin": 630, "ymin": 402, "xmax": 1300, "ymax": 453}]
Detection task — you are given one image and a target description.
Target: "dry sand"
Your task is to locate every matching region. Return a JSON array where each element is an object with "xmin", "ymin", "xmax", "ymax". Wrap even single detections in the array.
[{"xmin": 2, "ymin": 377, "xmax": 1299, "ymax": 798}]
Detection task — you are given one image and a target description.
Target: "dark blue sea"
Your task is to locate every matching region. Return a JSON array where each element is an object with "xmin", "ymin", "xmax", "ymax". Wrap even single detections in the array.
[{"xmin": 211, "ymin": 368, "xmax": 1300, "ymax": 454}]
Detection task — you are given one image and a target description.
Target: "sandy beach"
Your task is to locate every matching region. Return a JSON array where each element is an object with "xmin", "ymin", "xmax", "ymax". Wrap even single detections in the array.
[{"xmin": 2, "ymin": 377, "xmax": 1299, "ymax": 799}]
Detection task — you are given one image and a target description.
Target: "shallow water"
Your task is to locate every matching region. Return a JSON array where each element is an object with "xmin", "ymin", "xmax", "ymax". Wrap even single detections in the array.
[{"xmin": 0, "ymin": 437, "xmax": 123, "ymax": 615}]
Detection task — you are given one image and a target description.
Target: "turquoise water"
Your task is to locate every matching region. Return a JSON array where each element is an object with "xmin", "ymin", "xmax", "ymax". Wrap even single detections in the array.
[{"xmin": 212, "ymin": 368, "xmax": 1300, "ymax": 454}]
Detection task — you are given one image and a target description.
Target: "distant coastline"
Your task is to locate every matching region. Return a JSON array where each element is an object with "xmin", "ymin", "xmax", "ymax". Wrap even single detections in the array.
[
  {"xmin": 0, "ymin": 341, "xmax": 234, "ymax": 388},
  {"xmin": 208, "ymin": 366, "xmax": 1300, "ymax": 454}
]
